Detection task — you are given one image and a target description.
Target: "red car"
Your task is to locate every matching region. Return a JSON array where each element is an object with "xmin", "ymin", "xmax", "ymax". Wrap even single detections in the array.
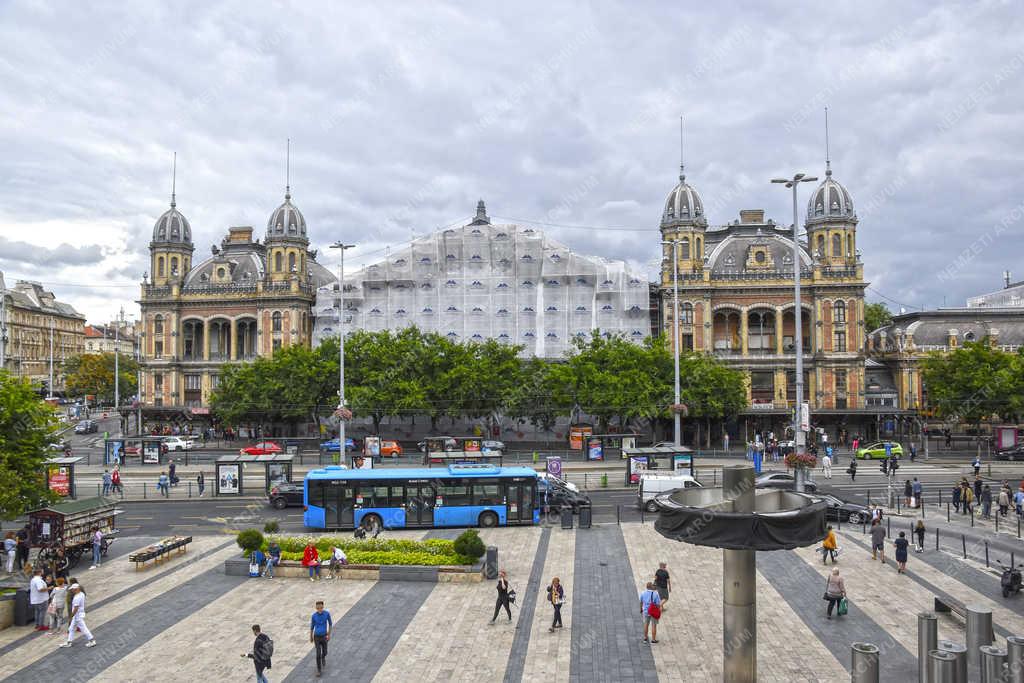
[{"xmin": 240, "ymin": 440, "xmax": 283, "ymax": 456}]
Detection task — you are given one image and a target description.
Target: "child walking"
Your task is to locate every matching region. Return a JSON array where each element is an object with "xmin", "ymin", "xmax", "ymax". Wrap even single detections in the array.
[{"xmin": 48, "ymin": 578, "xmax": 67, "ymax": 633}]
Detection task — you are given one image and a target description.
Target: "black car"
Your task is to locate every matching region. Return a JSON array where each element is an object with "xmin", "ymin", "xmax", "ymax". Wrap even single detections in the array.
[
  {"xmin": 996, "ymin": 444, "xmax": 1024, "ymax": 461},
  {"xmin": 539, "ymin": 484, "xmax": 591, "ymax": 513},
  {"xmin": 754, "ymin": 472, "xmax": 818, "ymax": 493},
  {"xmin": 268, "ymin": 482, "xmax": 304, "ymax": 509},
  {"xmin": 809, "ymin": 493, "xmax": 870, "ymax": 525}
]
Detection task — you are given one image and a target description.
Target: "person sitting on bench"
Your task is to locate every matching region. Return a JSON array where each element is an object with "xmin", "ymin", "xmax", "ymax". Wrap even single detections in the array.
[{"xmin": 328, "ymin": 546, "xmax": 347, "ymax": 579}]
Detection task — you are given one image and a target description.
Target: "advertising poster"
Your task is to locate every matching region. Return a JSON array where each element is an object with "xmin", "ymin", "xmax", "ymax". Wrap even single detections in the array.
[
  {"xmin": 218, "ymin": 464, "xmax": 240, "ymax": 495},
  {"xmin": 105, "ymin": 440, "xmax": 122, "ymax": 466},
  {"xmin": 672, "ymin": 454, "xmax": 692, "ymax": 473},
  {"xmin": 48, "ymin": 466, "xmax": 71, "ymax": 496},
  {"xmin": 351, "ymin": 455, "xmax": 373, "ymax": 470},
  {"xmin": 546, "ymin": 456, "xmax": 562, "ymax": 477},
  {"xmin": 628, "ymin": 456, "xmax": 649, "ymax": 484},
  {"xmin": 586, "ymin": 437, "xmax": 604, "ymax": 461},
  {"xmin": 364, "ymin": 436, "xmax": 381, "ymax": 458},
  {"xmin": 464, "ymin": 439, "xmax": 481, "ymax": 452},
  {"xmin": 569, "ymin": 424, "xmax": 593, "ymax": 451},
  {"xmin": 267, "ymin": 463, "xmax": 288, "ymax": 486},
  {"xmin": 143, "ymin": 441, "xmax": 161, "ymax": 464}
]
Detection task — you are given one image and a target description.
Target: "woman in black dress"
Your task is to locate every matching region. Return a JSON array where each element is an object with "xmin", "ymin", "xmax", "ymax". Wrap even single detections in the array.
[
  {"xmin": 490, "ymin": 569, "xmax": 512, "ymax": 623},
  {"xmin": 894, "ymin": 531, "xmax": 910, "ymax": 573}
]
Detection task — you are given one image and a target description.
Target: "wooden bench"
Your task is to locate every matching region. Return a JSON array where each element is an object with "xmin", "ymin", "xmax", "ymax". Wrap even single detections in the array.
[
  {"xmin": 934, "ymin": 594, "xmax": 966, "ymax": 619},
  {"xmin": 128, "ymin": 536, "xmax": 193, "ymax": 570}
]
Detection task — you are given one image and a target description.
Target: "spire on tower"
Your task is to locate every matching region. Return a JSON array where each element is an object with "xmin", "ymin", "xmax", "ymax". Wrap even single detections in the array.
[
  {"xmin": 285, "ymin": 138, "xmax": 291, "ymax": 200},
  {"xmin": 678, "ymin": 116, "xmax": 686, "ymax": 182},
  {"xmin": 824, "ymin": 106, "xmax": 832, "ymax": 177},
  {"xmin": 171, "ymin": 152, "xmax": 177, "ymax": 208}
]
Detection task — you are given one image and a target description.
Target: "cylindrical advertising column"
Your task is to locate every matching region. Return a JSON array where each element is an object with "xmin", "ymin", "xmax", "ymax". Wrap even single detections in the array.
[
  {"xmin": 930, "ymin": 650, "xmax": 958, "ymax": 683},
  {"xmin": 939, "ymin": 640, "xmax": 968, "ymax": 683},
  {"xmin": 980, "ymin": 645, "xmax": 1007, "ymax": 683},
  {"xmin": 722, "ymin": 465, "xmax": 755, "ymax": 683},
  {"xmin": 1007, "ymin": 636, "xmax": 1024, "ymax": 683},
  {"xmin": 919, "ymin": 612, "xmax": 938, "ymax": 683},
  {"xmin": 851, "ymin": 643, "xmax": 880, "ymax": 683}
]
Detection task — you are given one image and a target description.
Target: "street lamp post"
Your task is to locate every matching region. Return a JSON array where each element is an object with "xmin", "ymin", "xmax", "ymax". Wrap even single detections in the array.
[
  {"xmin": 661, "ymin": 240, "xmax": 682, "ymax": 446},
  {"xmin": 330, "ymin": 242, "xmax": 355, "ymax": 459},
  {"xmin": 0, "ymin": 274, "xmax": 6, "ymax": 371},
  {"xmin": 114, "ymin": 307, "xmax": 123, "ymax": 436},
  {"xmin": 48, "ymin": 319, "xmax": 54, "ymax": 398},
  {"xmin": 771, "ymin": 173, "xmax": 818, "ymax": 492}
]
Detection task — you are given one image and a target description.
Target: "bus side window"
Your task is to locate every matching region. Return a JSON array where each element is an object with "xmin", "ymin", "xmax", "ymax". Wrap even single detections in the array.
[
  {"xmin": 389, "ymin": 484, "xmax": 406, "ymax": 508},
  {"xmin": 473, "ymin": 481, "xmax": 500, "ymax": 506},
  {"xmin": 370, "ymin": 486, "xmax": 389, "ymax": 507},
  {"xmin": 440, "ymin": 479, "xmax": 471, "ymax": 506},
  {"xmin": 307, "ymin": 480, "xmax": 323, "ymax": 507}
]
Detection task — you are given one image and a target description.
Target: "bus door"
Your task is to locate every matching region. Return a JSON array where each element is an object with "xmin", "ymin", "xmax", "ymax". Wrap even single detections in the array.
[
  {"xmin": 505, "ymin": 480, "xmax": 531, "ymax": 524},
  {"xmin": 405, "ymin": 481, "xmax": 435, "ymax": 527},
  {"xmin": 324, "ymin": 483, "xmax": 355, "ymax": 528}
]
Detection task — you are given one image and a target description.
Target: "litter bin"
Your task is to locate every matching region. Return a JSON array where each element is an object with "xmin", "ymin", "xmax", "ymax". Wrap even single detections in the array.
[
  {"xmin": 578, "ymin": 504, "xmax": 592, "ymax": 529},
  {"xmin": 14, "ymin": 588, "xmax": 32, "ymax": 626},
  {"xmin": 560, "ymin": 506, "xmax": 574, "ymax": 529},
  {"xmin": 484, "ymin": 546, "xmax": 499, "ymax": 580}
]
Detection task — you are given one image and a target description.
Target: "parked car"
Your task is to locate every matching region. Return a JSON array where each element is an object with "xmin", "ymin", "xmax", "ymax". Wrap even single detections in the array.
[
  {"xmin": 856, "ymin": 441, "xmax": 903, "ymax": 460},
  {"xmin": 74, "ymin": 420, "xmax": 98, "ymax": 434},
  {"xmin": 808, "ymin": 493, "xmax": 869, "ymax": 524},
  {"xmin": 638, "ymin": 473, "xmax": 703, "ymax": 512},
  {"xmin": 379, "ymin": 440, "xmax": 402, "ymax": 457},
  {"xmin": 995, "ymin": 444, "xmax": 1024, "ymax": 461},
  {"xmin": 754, "ymin": 472, "xmax": 818, "ymax": 493},
  {"xmin": 538, "ymin": 478, "xmax": 591, "ymax": 512},
  {"xmin": 163, "ymin": 436, "xmax": 194, "ymax": 451},
  {"xmin": 320, "ymin": 437, "xmax": 356, "ymax": 452},
  {"xmin": 536, "ymin": 472, "xmax": 581, "ymax": 494},
  {"xmin": 240, "ymin": 440, "xmax": 283, "ymax": 456},
  {"xmin": 267, "ymin": 482, "xmax": 304, "ymax": 509}
]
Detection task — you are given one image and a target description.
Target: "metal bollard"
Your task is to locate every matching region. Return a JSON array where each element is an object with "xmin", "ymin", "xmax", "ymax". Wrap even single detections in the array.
[
  {"xmin": 938, "ymin": 640, "xmax": 968, "ymax": 683},
  {"xmin": 967, "ymin": 605, "xmax": 996, "ymax": 678},
  {"xmin": 1007, "ymin": 635, "xmax": 1024, "ymax": 683},
  {"xmin": 930, "ymin": 650, "xmax": 958, "ymax": 682},
  {"xmin": 851, "ymin": 642, "xmax": 880, "ymax": 683},
  {"xmin": 980, "ymin": 645, "xmax": 1007, "ymax": 683},
  {"xmin": 963, "ymin": 535, "xmax": 968, "ymax": 559},
  {"xmin": 919, "ymin": 613, "xmax": 938, "ymax": 683}
]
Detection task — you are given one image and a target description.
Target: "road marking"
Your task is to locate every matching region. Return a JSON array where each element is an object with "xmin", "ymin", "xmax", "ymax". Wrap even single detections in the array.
[
  {"xmin": 181, "ymin": 516, "xmax": 208, "ymax": 519},
  {"xmin": 122, "ymin": 516, "xmax": 154, "ymax": 520}
]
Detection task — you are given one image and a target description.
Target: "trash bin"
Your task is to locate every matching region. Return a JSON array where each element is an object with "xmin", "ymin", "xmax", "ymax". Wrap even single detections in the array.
[
  {"xmin": 484, "ymin": 546, "xmax": 499, "ymax": 579},
  {"xmin": 578, "ymin": 505, "xmax": 592, "ymax": 529},
  {"xmin": 14, "ymin": 588, "xmax": 32, "ymax": 626},
  {"xmin": 560, "ymin": 506, "xmax": 574, "ymax": 529}
]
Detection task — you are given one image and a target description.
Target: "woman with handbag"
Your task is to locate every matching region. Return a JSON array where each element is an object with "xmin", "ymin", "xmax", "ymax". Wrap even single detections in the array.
[
  {"xmin": 546, "ymin": 577, "xmax": 564, "ymax": 632},
  {"xmin": 824, "ymin": 568, "xmax": 846, "ymax": 619},
  {"xmin": 489, "ymin": 569, "xmax": 513, "ymax": 624}
]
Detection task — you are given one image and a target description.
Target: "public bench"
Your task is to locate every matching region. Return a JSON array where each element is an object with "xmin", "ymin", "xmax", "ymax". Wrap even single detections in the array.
[
  {"xmin": 934, "ymin": 594, "xmax": 966, "ymax": 619},
  {"xmin": 224, "ymin": 557, "xmax": 482, "ymax": 582},
  {"xmin": 128, "ymin": 536, "xmax": 193, "ymax": 570}
]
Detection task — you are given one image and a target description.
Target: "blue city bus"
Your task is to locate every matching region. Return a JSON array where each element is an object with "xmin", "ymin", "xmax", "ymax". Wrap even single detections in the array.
[{"xmin": 303, "ymin": 463, "xmax": 540, "ymax": 530}]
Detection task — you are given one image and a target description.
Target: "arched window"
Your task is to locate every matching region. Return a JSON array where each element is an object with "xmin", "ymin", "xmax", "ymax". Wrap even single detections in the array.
[
  {"xmin": 846, "ymin": 234, "xmax": 853, "ymax": 257},
  {"xmin": 154, "ymin": 315, "xmax": 164, "ymax": 334},
  {"xmin": 274, "ymin": 252, "xmax": 283, "ymax": 272},
  {"xmin": 272, "ymin": 312, "xmax": 282, "ymax": 332},
  {"xmin": 157, "ymin": 256, "xmax": 164, "ymax": 277},
  {"xmin": 288, "ymin": 252, "xmax": 296, "ymax": 272},
  {"xmin": 832, "ymin": 234, "xmax": 842, "ymax": 256},
  {"xmin": 680, "ymin": 237, "xmax": 690, "ymax": 259},
  {"xmin": 833, "ymin": 300, "xmax": 846, "ymax": 323},
  {"xmin": 696, "ymin": 237, "xmax": 702, "ymax": 259},
  {"xmin": 680, "ymin": 302, "xmax": 694, "ymax": 324},
  {"xmin": 816, "ymin": 234, "xmax": 825, "ymax": 257},
  {"xmin": 170, "ymin": 256, "xmax": 178, "ymax": 275}
]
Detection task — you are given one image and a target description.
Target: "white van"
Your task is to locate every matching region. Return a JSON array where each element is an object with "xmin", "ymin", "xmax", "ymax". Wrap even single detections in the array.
[{"xmin": 637, "ymin": 473, "xmax": 702, "ymax": 512}]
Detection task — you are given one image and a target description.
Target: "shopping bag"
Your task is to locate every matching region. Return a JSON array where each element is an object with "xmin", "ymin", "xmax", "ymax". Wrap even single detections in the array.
[
  {"xmin": 837, "ymin": 597, "xmax": 848, "ymax": 616},
  {"xmin": 910, "ymin": 496, "xmax": 916, "ymax": 508},
  {"xmin": 248, "ymin": 562, "xmax": 260, "ymax": 577}
]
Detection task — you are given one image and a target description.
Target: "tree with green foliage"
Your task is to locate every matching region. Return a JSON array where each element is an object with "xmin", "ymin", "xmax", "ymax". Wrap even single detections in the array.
[
  {"xmin": 63, "ymin": 353, "xmax": 138, "ymax": 404},
  {"xmin": 0, "ymin": 371, "xmax": 58, "ymax": 518},
  {"xmin": 677, "ymin": 351, "xmax": 749, "ymax": 446},
  {"xmin": 506, "ymin": 357, "xmax": 559, "ymax": 432},
  {"xmin": 864, "ymin": 302, "xmax": 893, "ymax": 332},
  {"xmin": 920, "ymin": 339, "xmax": 1024, "ymax": 428},
  {"xmin": 344, "ymin": 328, "xmax": 431, "ymax": 434}
]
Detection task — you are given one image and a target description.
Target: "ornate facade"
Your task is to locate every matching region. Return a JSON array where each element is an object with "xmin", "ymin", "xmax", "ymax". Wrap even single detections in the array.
[
  {"xmin": 138, "ymin": 183, "xmax": 334, "ymax": 415},
  {"xmin": 659, "ymin": 159, "xmax": 874, "ymax": 439}
]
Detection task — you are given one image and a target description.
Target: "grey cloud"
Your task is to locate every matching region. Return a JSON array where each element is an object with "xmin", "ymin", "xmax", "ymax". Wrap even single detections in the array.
[{"xmin": 0, "ymin": 236, "xmax": 106, "ymax": 268}]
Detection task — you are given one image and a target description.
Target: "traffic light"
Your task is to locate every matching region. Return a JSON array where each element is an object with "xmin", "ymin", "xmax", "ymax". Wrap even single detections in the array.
[{"xmin": 880, "ymin": 459, "xmax": 888, "ymax": 475}]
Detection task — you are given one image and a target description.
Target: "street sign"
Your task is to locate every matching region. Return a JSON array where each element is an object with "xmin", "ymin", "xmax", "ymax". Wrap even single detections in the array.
[
  {"xmin": 546, "ymin": 456, "xmax": 562, "ymax": 477},
  {"xmin": 799, "ymin": 402, "xmax": 810, "ymax": 432}
]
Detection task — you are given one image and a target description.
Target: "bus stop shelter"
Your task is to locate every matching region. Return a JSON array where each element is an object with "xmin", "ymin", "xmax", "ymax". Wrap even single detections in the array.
[
  {"xmin": 423, "ymin": 451, "xmax": 503, "ymax": 467},
  {"xmin": 622, "ymin": 446, "xmax": 694, "ymax": 486},
  {"xmin": 214, "ymin": 454, "xmax": 294, "ymax": 496},
  {"xmin": 44, "ymin": 457, "xmax": 82, "ymax": 499}
]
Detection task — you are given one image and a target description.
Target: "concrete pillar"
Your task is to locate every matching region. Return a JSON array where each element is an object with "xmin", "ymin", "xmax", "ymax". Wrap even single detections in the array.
[
  {"xmin": 203, "ymin": 319, "xmax": 211, "ymax": 361},
  {"xmin": 229, "ymin": 319, "xmax": 238, "ymax": 360},
  {"xmin": 740, "ymin": 309, "xmax": 749, "ymax": 356},
  {"xmin": 774, "ymin": 307, "xmax": 784, "ymax": 355},
  {"xmin": 722, "ymin": 465, "xmax": 755, "ymax": 683}
]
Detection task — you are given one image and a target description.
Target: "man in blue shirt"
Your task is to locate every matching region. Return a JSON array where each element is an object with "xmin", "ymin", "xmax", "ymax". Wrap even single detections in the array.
[
  {"xmin": 639, "ymin": 581, "xmax": 662, "ymax": 644},
  {"xmin": 309, "ymin": 600, "xmax": 332, "ymax": 677}
]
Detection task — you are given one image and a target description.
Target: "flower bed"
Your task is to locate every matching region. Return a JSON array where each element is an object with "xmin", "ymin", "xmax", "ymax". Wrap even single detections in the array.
[{"xmin": 257, "ymin": 535, "xmax": 477, "ymax": 567}]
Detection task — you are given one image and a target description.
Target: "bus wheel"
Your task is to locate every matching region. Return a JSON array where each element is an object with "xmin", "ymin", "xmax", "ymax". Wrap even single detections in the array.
[
  {"xmin": 479, "ymin": 511, "xmax": 499, "ymax": 528},
  {"xmin": 361, "ymin": 514, "xmax": 382, "ymax": 533}
]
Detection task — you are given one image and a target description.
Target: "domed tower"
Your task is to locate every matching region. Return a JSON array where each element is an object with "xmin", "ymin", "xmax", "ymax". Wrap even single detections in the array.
[
  {"xmin": 149, "ymin": 161, "xmax": 194, "ymax": 286},
  {"xmin": 660, "ymin": 164, "xmax": 708, "ymax": 283},
  {"xmin": 265, "ymin": 159, "xmax": 310, "ymax": 284},
  {"xmin": 805, "ymin": 127, "xmax": 857, "ymax": 267}
]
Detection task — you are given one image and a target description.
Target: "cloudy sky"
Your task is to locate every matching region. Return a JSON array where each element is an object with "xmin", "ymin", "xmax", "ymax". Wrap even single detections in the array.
[{"xmin": 1, "ymin": 1, "xmax": 1022, "ymax": 323}]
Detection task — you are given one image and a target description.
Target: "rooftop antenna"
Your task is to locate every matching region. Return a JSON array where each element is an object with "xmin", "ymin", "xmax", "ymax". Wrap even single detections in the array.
[
  {"xmin": 679, "ymin": 115, "xmax": 685, "ymax": 182},
  {"xmin": 171, "ymin": 152, "xmax": 177, "ymax": 207},
  {"xmin": 824, "ymin": 106, "xmax": 831, "ymax": 177},
  {"xmin": 285, "ymin": 138, "xmax": 291, "ymax": 200}
]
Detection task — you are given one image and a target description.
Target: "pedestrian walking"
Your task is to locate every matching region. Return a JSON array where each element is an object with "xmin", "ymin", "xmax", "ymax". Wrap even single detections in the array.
[
  {"xmin": 723, "ymin": 433, "xmax": 730, "ymax": 452},
  {"xmin": 909, "ymin": 443, "xmax": 917, "ymax": 462},
  {"xmin": 914, "ymin": 520, "xmax": 926, "ymax": 552},
  {"xmin": 824, "ymin": 568, "xmax": 846, "ymax": 619},
  {"xmin": 847, "ymin": 459, "xmax": 857, "ymax": 482},
  {"xmin": 962, "ymin": 483, "xmax": 974, "ymax": 515},
  {"xmin": 29, "ymin": 568, "xmax": 50, "ymax": 631},
  {"xmin": 870, "ymin": 520, "xmax": 886, "ymax": 564},
  {"xmin": 242, "ymin": 624, "xmax": 273, "ymax": 683},
  {"xmin": 903, "ymin": 480, "xmax": 912, "ymax": 508},
  {"xmin": 654, "ymin": 562, "xmax": 671, "ymax": 611},
  {"xmin": 822, "ymin": 525, "xmax": 838, "ymax": 564},
  {"xmin": 48, "ymin": 577, "xmax": 67, "ymax": 632},
  {"xmin": 1016, "ymin": 488, "xmax": 1024, "ymax": 517},
  {"xmin": 998, "ymin": 486, "xmax": 1009, "ymax": 517},
  {"xmin": 822, "ymin": 453, "xmax": 832, "ymax": 479},
  {"xmin": 944, "ymin": 429, "xmax": 952, "ymax": 449},
  {"xmin": 197, "ymin": 471, "xmax": 205, "ymax": 497},
  {"xmin": 912, "ymin": 478, "xmax": 923, "ymax": 508},
  {"xmin": 169, "ymin": 459, "xmax": 178, "ymax": 487},
  {"xmin": 89, "ymin": 526, "xmax": 102, "ymax": 569},
  {"xmin": 302, "ymin": 542, "xmax": 322, "ymax": 581},
  {"xmin": 974, "ymin": 476, "xmax": 984, "ymax": 502},
  {"xmin": 973, "ymin": 456, "xmax": 982, "ymax": 477},
  {"xmin": 826, "ymin": 444, "xmax": 836, "ymax": 467},
  {"xmin": 111, "ymin": 466, "xmax": 122, "ymax": 495},
  {"xmin": 490, "ymin": 569, "xmax": 512, "ymax": 623},
  {"xmin": 640, "ymin": 581, "xmax": 662, "ymax": 643},
  {"xmin": 952, "ymin": 485, "xmax": 962, "ymax": 513},
  {"xmin": 546, "ymin": 577, "xmax": 564, "ymax": 632},
  {"xmin": 59, "ymin": 583, "xmax": 95, "ymax": 648},
  {"xmin": 309, "ymin": 600, "xmax": 332, "ymax": 678},
  {"xmin": 158, "ymin": 471, "xmax": 170, "ymax": 497},
  {"xmin": 4, "ymin": 532, "xmax": 15, "ymax": 573},
  {"xmin": 894, "ymin": 531, "xmax": 910, "ymax": 573},
  {"xmin": 16, "ymin": 525, "xmax": 29, "ymax": 570},
  {"xmin": 101, "ymin": 470, "xmax": 111, "ymax": 496}
]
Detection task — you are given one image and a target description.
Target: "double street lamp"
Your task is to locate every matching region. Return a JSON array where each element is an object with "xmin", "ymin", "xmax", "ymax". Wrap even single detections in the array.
[
  {"xmin": 771, "ymin": 173, "xmax": 817, "ymax": 491},
  {"xmin": 330, "ymin": 242, "xmax": 356, "ymax": 457}
]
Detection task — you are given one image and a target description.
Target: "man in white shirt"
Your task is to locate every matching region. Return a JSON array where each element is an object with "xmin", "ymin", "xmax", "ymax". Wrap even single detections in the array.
[
  {"xmin": 29, "ymin": 568, "xmax": 50, "ymax": 631},
  {"xmin": 59, "ymin": 584, "xmax": 95, "ymax": 648},
  {"xmin": 821, "ymin": 453, "xmax": 833, "ymax": 479},
  {"xmin": 328, "ymin": 546, "xmax": 347, "ymax": 579}
]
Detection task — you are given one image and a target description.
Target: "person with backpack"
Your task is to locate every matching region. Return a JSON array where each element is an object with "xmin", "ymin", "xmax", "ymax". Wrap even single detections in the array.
[
  {"xmin": 243, "ymin": 624, "xmax": 273, "ymax": 683},
  {"xmin": 640, "ymin": 581, "xmax": 662, "ymax": 643},
  {"xmin": 489, "ymin": 568, "xmax": 513, "ymax": 624},
  {"xmin": 546, "ymin": 577, "xmax": 564, "ymax": 632}
]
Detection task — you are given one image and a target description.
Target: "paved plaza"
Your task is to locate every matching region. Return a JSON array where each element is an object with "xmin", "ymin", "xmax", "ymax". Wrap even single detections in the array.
[{"xmin": 2, "ymin": 520, "xmax": 1024, "ymax": 682}]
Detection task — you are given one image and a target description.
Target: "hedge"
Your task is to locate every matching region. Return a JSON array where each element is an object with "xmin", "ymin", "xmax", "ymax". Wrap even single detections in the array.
[{"xmin": 246, "ymin": 533, "xmax": 477, "ymax": 566}]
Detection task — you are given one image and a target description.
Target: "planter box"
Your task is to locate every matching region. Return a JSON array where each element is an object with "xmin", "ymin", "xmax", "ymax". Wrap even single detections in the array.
[
  {"xmin": 0, "ymin": 593, "xmax": 15, "ymax": 631},
  {"xmin": 224, "ymin": 557, "xmax": 480, "ymax": 582}
]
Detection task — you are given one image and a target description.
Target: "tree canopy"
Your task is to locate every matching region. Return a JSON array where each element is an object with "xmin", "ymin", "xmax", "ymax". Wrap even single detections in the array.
[
  {"xmin": 864, "ymin": 302, "xmax": 893, "ymax": 332},
  {"xmin": 920, "ymin": 339, "xmax": 1024, "ymax": 425},
  {"xmin": 63, "ymin": 352, "xmax": 138, "ymax": 404},
  {"xmin": 0, "ymin": 371, "xmax": 58, "ymax": 518}
]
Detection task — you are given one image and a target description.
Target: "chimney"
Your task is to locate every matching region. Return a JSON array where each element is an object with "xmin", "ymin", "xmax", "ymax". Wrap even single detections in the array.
[
  {"xmin": 228, "ymin": 227, "xmax": 254, "ymax": 244},
  {"xmin": 739, "ymin": 209, "xmax": 765, "ymax": 224},
  {"xmin": 1005, "ymin": 270, "xmax": 1012, "ymax": 288}
]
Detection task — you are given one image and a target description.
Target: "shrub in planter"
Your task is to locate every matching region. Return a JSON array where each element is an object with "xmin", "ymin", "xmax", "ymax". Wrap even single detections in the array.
[
  {"xmin": 453, "ymin": 529, "xmax": 485, "ymax": 560},
  {"xmin": 263, "ymin": 521, "xmax": 280, "ymax": 534},
  {"xmin": 237, "ymin": 528, "xmax": 264, "ymax": 554}
]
